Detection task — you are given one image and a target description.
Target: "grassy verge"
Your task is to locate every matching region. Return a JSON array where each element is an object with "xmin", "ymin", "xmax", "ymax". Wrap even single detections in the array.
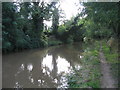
[
  {"xmin": 66, "ymin": 40, "xmax": 101, "ymax": 88},
  {"xmin": 101, "ymin": 40, "xmax": 119, "ymax": 64}
]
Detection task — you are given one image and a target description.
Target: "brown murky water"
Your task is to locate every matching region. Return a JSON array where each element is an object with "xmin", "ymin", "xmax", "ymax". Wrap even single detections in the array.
[{"xmin": 3, "ymin": 43, "xmax": 83, "ymax": 88}]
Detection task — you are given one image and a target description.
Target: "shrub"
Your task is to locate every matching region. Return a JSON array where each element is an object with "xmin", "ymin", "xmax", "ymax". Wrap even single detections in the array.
[{"xmin": 66, "ymin": 35, "xmax": 73, "ymax": 44}]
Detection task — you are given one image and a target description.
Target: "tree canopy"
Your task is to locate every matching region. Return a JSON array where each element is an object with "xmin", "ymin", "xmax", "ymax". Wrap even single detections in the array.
[{"xmin": 2, "ymin": 2, "xmax": 119, "ymax": 53}]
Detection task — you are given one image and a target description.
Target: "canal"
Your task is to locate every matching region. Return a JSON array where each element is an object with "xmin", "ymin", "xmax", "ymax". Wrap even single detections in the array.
[{"xmin": 3, "ymin": 43, "xmax": 83, "ymax": 88}]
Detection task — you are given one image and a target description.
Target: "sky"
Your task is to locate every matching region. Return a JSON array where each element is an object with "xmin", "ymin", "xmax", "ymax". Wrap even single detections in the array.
[
  {"xmin": 14, "ymin": 0, "xmax": 84, "ymax": 27},
  {"xmin": 60, "ymin": 0, "xmax": 83, "ymax": 20}
]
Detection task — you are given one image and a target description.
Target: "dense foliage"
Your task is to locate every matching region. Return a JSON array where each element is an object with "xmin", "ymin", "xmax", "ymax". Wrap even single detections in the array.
[
  {"xmin": 2, "ymin": 2, "xmax": 57, "ymax": 53},
  {"xmin": 2, "ymin": 2, "xmax": 119, "ymax": 54},
  {"xmin": 81, "ymin": 2, "xmax": 119, "ymax": 39}
]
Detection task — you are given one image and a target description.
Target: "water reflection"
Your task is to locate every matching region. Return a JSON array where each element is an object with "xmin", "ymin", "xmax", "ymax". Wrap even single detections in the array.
[
  {"xmin": 14, "ymin": 82, "xmax": 23, "ymax": 88},
  {"xmin": 79, "ymin": 55, "xmax": 83, "ymax": 59},
  {"xmin": 20, "ymin": 64, "xmax": 25, "ymax": 71},
  {"xmin": 42, "ymin": 54, "xmax": 53, "ymax": 71},
  {"xmin": 75, "ymin": 64, "xmax": 82, "ymax": 70},
  {"xmin": 57, "ymin": 56, "xmax": 71, "ymax": 74},
  {"xmin": 3, "ymin": 43, "xmax": 83, "ymax": 88},
  {"xmin": 15, "ymin": 64, "xmax": 25, "ymax": 76},
  {"xmin": 28, "ymin": 75, "xmax": 34, "ymax": 84},
  {"xmin": 27, "ymin": 64, "xmax": 33, "ymax": 72},
  {"xmin": 58, "ymin": 76, "xmax": 68, "ymax": 88}
]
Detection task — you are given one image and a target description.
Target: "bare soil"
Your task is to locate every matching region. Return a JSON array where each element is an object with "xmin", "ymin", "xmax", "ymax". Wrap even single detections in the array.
[{"xmin": 99, "ymin": 45, "xmax": 117, "ymax": 88}]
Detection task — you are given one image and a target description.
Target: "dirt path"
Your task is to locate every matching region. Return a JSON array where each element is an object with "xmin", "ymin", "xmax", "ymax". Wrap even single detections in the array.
[{"xmin": 99, "ymin": 45, "xmax": 116, "ymax": 88}]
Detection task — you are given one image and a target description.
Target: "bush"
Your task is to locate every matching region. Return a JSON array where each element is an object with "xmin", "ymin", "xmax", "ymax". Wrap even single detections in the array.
[
  {"xmin": 57, "ymin": 25, "xmax": 66, "ymax": 36},
  {"xmin": 2, "ymin": 40, "xmax": 13, "ymax": 53},
  {"xmin": 39, "ymin": 33, "xmax": 48, "ymax": 47},
  {"xmin": 48, "ymin": 40, "xmax": 62, "ymax": 46},
  {"xmin": 66, "ymin": 35, "xmax": 73, "ymax": 44}
]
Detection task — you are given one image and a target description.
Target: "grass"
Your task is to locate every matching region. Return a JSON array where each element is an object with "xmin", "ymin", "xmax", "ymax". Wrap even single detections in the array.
[
  {"xmin": 67, "ymin": 40, "xmax": 101, "ymax": 88},
  {"xmin": 67, "ymin": 39, "xmax": 119, "ymax": 88},
  {"xmin": 101, "ymin": 40, "xmax": 119, "ymax": 64},
  {"xmin": 67, "ymin": 40, "xmax": 120, "ymax": 88}
]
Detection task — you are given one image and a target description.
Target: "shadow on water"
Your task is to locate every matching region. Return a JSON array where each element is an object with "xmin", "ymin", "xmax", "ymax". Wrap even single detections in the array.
[{"xmin": 2, "ymin": 43, "xmax": 83, "ymax": 88}]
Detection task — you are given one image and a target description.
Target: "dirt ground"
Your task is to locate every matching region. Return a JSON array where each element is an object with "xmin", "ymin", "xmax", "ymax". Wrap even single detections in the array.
[{"xmin": 99, "ymin": 45, "xmax": 117, "ymax": 88}]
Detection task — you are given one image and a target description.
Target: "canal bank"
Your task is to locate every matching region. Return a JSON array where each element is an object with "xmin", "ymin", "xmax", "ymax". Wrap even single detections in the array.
[
  {"xmin": 2, "ymin": 40, "xmax": 118, "ymax": 88},
  {"xmin": 67, "ymin": 40, "xmax": 118, "ymax": 88}
]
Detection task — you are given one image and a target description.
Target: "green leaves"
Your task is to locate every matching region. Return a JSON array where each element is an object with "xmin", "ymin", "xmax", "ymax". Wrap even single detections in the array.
[
  {"xmin": 82, "ymin": 2, "xmax": 119, "ymax": 39},
  {"xmin": 2, "ymin": 2, "xmax": 56, "ymax": 53}
]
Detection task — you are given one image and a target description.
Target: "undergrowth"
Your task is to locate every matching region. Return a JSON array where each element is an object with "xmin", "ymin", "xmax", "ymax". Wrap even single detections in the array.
[{"xmin": 67, "ymin": 40, "xmax": 101, "ymax": 88}]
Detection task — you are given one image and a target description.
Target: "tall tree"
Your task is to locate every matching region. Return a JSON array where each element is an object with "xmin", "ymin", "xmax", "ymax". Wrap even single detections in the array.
[
  {"xmin": 82, "ymin": 2, "xmax": 119, "ymax": 38},
  {"xmin": 2, "ymin": 2, "xmax": 18, "ymax": 52},
  {"xmin": 52, "ymin": 2, "xmax": 59, "ymax": 35}
]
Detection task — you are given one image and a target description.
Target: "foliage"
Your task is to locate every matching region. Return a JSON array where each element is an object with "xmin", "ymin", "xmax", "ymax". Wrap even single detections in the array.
[
  {"xmin": 82, "ymin": 2, "xmax": 119, "ymax": 39},
  {"xmin": 102, "ymin": 40, "xmax": 119, "ymax": 64},
  {"xmin": 67, "ymin": 41, "xmax": 101, "ymax": 88},
  {"xmin": 2, "ymin": 2, "xmax": 56, "ymax": 53},
  {"xmin": 2, "ymin": 2, "xmax": 119, "ymax": 55},
  {"xmin": 66, "ymin": 35, "xmax": 74, "ymax": 44},
  {"xmin": 56, "ymin": 15, "xmax": 84, "ymax": 43},
  {"xmin": 57, "ymin": 25, "xmax": 66, "ymax": 36},
  {"xmin": 48, "ymin": 40, "xmax": 62, "ymax": 46},
  {"xmin": 101, "ymin": 40, "xmax": 119, "ymax": 87},
  {"xmin": 52, "ymin": 3, "xmax": 59, "ymax": 35},
  {"xmin": 83, "ymin": 19, "xmax": 113, "ymax": 39}
]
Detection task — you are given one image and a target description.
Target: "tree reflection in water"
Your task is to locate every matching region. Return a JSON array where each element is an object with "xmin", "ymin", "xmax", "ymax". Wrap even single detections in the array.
[{"xmin": 3, "ymin": 43, "xmax": 83, "ymax": 88}]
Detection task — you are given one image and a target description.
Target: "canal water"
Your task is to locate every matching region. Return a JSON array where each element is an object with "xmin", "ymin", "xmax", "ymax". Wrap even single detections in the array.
[{"xmin": 3, "ymin": 43, "xmax": 83, "ymax": 88}]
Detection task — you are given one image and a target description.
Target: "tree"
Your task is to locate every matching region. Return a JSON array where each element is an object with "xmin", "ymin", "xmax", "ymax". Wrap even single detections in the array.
[
  {"xmin": 81, "ymin": 2, "xmax": 119, "ymax": 38},
  {"xmin": 51, "ymin": 2, "xmax": 59, "ymax": 36},
  {"xmin": 2, "ymin": 1, "xmax": 61, "ymax": 53},
  {"xmin": 2, "ymin": 2, "xmax": 18, "ymax": 52}
]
